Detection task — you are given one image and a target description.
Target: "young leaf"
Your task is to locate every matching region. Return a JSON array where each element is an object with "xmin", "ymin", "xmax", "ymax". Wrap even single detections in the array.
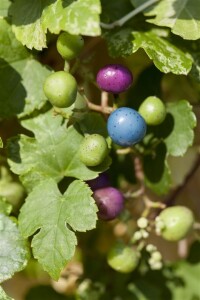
[
  {"xmin": 165, "ymin": 100, "xmax": 196, "ymax": 156},
  {"xmin": 0, "ymin": 138, "xmax": 3, "ymax": 148},
  {"xmin": 0, "ymin": 213, "xmax": 30, "ymax": 283},
  {"xmin": 0, "ymin": 286, "xmax": 14, "ymax": 300},
  {"xmin": 19, "ymin": 179, "xmax": 98, "ymax": 280},
  {"xmin": 105, "ymin": 29, "xmax": 192, "ymax": 75},
  {"xmin": 143, "ymin": 0, "xmax": 200, "ymax": 40},
  {"xmin": 7, "ymin": 111, "xmax": 111, "ymax": 191},
  {"xmin": 0, "ymin": 19, "xmax": 50, "ymax": 118},
  {"xmin": 10, "ymin": 0, "xmax": 101, "ymax": 50}
]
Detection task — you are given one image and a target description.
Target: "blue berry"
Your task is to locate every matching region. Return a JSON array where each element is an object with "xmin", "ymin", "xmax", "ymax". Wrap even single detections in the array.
[{"xmin": 107, "ymin": 107, "xmax": 146, "ymax": 146}]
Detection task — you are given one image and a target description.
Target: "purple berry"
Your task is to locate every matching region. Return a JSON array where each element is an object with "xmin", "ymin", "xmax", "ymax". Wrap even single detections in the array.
[
  {"xmin": 96, "ymin": 64, "xmax": 133, "ymax": 94},
  {"xmin": 87, "ymin": 172, "xmax": 110, "ymax": 191},
  {"xmin": 93, "ymin": 187, "xmax": 124, "ymax": 221}
]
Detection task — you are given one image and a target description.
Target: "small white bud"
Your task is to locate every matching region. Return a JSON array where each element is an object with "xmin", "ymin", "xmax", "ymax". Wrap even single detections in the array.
[{"xmin": 137, "ymin": 217, "xmax": 148, "ymax": 229}]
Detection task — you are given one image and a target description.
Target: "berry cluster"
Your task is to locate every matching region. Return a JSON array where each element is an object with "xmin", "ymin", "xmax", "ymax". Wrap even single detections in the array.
[{"xmin": 42, "ymin": 33, "xmax": 196, "ymax": 275}]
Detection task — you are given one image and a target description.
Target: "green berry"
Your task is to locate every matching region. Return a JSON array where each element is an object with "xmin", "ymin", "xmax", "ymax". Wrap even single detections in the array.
[
  {"xmin": 138, "ymin": 96, "xmax": 166, "ymax": 126},
  {"xmin": 56, "ymin": 32, "xmax": 84, "ymax": 61},
  {"xmin": 157, "ymin": 206, "xmax": 194, "ymax": 241},
  {"xmin": 79, "ymin": 134, "xmax": 109, "ymax": 167},
  {"xmin": 107, "ymin": 243, "xmax": 140, "ymax": 273},
  {"xmin": 43, "ymin": 71, "xmax": 77, "ymax": 108}
]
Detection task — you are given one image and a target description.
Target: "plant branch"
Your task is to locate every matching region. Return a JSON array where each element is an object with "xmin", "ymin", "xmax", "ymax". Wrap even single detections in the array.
[{"xmin": 100, "ymin": 0, "xmax": 159, "ymax": 29}]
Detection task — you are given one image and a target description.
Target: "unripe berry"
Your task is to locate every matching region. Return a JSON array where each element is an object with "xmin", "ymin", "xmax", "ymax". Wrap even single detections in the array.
[
  {"xmin": 56, "ymin": 32, "xmax": 84, "ymax": 60},
  {"xmin": 93, "ymin": 187, "xmax": 124, "ymax": 221},
  {"xmin": 107, "ymin": 243, "xmax": 140, "ymax": 273},
  {"xmin": 79, "ymin": 134, "xmax": 109, "ymax": 167},
  {"xmin": 96, "ymin": 64, "xmax": 133, "ymax": 94},
  {"xmin": 156, "ymin": 206, "xmax": 194, "ymax": 241},
  {"xmin": 43, "ymin": 71, "xmax": 77, "ymax": 108},
  {"xmin": 138, "ymin": 96, "xmax": 166, "ymax": 126}
]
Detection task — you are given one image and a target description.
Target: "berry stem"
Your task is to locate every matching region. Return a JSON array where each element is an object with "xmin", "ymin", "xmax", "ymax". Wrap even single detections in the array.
[{"xmin": 100, "ymin": 0, "xmax": 159, "ymax": 29}]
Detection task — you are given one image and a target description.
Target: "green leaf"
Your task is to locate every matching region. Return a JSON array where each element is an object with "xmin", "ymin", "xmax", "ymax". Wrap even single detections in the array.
[
  {"xmin": 10, "ymin": 0, "xmax": 101, "ymax": 50},
  {"xmin": 0, "ymin": 197, "xmax": 12, "ymax": 215},
  {"xmin": 165, "ymin": 100, "xmax": 196, "ymax": 156},
  {"xmin": 104, "ymin": 28, "xmax": 134, "ymax": 57},
  {"xmin": 105, "ymin": 29, "xmax": 192, "ymax": 74},
  {"xmin": 19, "ymin": 179, "xmax": 98, "ymax": 279},
  {"xmin": 7, "ymin": 111, "xmax": 111, "ymax": 191},
  {"xmin": 144, "ymin": 0, "xmax": 200, "ymax": 40},
  {"xmin": 0, "ymin": 19, "xmax": 50, "ymax": 118},
  {"xmin": 0, "ymin": 213, "xmax": 30, "ymax": 283},
  {"xmin": 167, "ymin": 241, "xmax": 200, "ymax": 299},
  {"xmin": 143, "ymin": 142, "xmax": 172, "ymax": 195},
  {"xmin": 0, "ymin": 0, "xmax": 10, "ymax": 18},
  {"xmin": 0, "ymin": 138, "xmax": 3, "ymax": 148},
  {"xmin": 0, "ymin": 286, "xmax": 14, "ymax": 300},
  {"xmin": 132, "ymin": 31, "xmax": 192, "ymax": 75}
]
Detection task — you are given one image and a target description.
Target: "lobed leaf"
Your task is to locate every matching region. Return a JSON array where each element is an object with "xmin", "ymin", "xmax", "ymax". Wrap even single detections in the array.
[
  {"xmin": 143, "ymin": 0, "xmax": 200, "ymax": 41},
  {"xmin": 19, "ymin": 179, "xmax": 98, "ymax": 279},
  {"xmin": 7, "ymin": 111, "xmax": 111, "ymax": 191},
  {"xmin": 10, "ymin": 0, "xmax": 101, "ymax": 50},
  {"xmin": 0, "ymin": 213, "xmax": 30, "ymax": 283},
  {"xmin": 105, "ymin": 29, "xmax": 192, "ymax": 75}
]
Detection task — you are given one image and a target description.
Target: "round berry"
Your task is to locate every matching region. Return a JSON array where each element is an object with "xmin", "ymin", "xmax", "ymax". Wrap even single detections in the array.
[
  {"xmin": 79, "ymin": 134, "xmax": 108, "ymax": 167},
  {"xmin": 157, "ymin": 206, "xmax": 194, "ymax": 241},
  {"xmin": 93, "ymin": 187, "xmax": 124, "ymax": 221},
  {"xmin": 96, "ymin": 64, "xmax": 133, "ymax": 94},
  {"xmin": 138, "ymin": 96, "xmax": 166, "ymax": 126},
  {"xmin": 87, "ymin": 172, "xmax": 110, "ymax": 191},
  {"xmin": 107, "ymin": 107, "xmax": 146, "ymax": 146},
  {"xmin": 56, "ymin": 32, "xmax": 84, "ymax": 61},
  {"xmin": 107, "ymin": 243, "xmax": 140, "ymax": 273},
  {"xmin": 43, "ymin": 71, "xmax": 77, "ymax": 108}
]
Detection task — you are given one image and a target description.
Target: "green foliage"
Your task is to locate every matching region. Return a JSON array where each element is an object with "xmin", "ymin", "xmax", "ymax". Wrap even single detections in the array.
[
  {"xmin": 0, "ymin": 19, "xmax": 50, "ymax": 118},
  {"xmin": 141, "ymin": 0, "xmax": 200, "ymax": 40},
  {"xmin": 0, "ymin": 213, "xmax": 30, "ymax": 283},
  {"xmin": 1, "ymin": 0, "xmax": 200, "ymax": 298},
  {"xmin": 10, "ymin": 0, "xmax": 101, "ymax": 50},
  {"xmin": 105, "ymin": 29, "xmax": 192, "ymax": 74},
  {"xmin": 7, "ymin": 111, "xmax": 111, "ymax": 191},
  {"xmin": 19, "ymin": 179, "xmax": 98, "ymax": 279}
]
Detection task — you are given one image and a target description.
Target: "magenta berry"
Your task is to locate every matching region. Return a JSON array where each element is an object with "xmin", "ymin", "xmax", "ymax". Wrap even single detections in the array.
[
  {"xmin": 87, "ymin": 172, "xmax": 110, "ymax": 192},
  {"xmin": 96, "ymin": 64, "xmax": 133, "ymax": 94},
  {"xmin": 93, "ymin": 187, "xmax": 124, "ymax": 221}
]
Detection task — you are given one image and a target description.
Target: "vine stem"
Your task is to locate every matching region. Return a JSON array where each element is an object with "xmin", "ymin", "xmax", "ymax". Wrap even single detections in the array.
[
  {"xmin": 165, "ymin": 154, "xmax": 200, "ymax": 206},
  {"xmin": 100, "ymin": 0, "xmax": 159, "ymax": 29}
]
